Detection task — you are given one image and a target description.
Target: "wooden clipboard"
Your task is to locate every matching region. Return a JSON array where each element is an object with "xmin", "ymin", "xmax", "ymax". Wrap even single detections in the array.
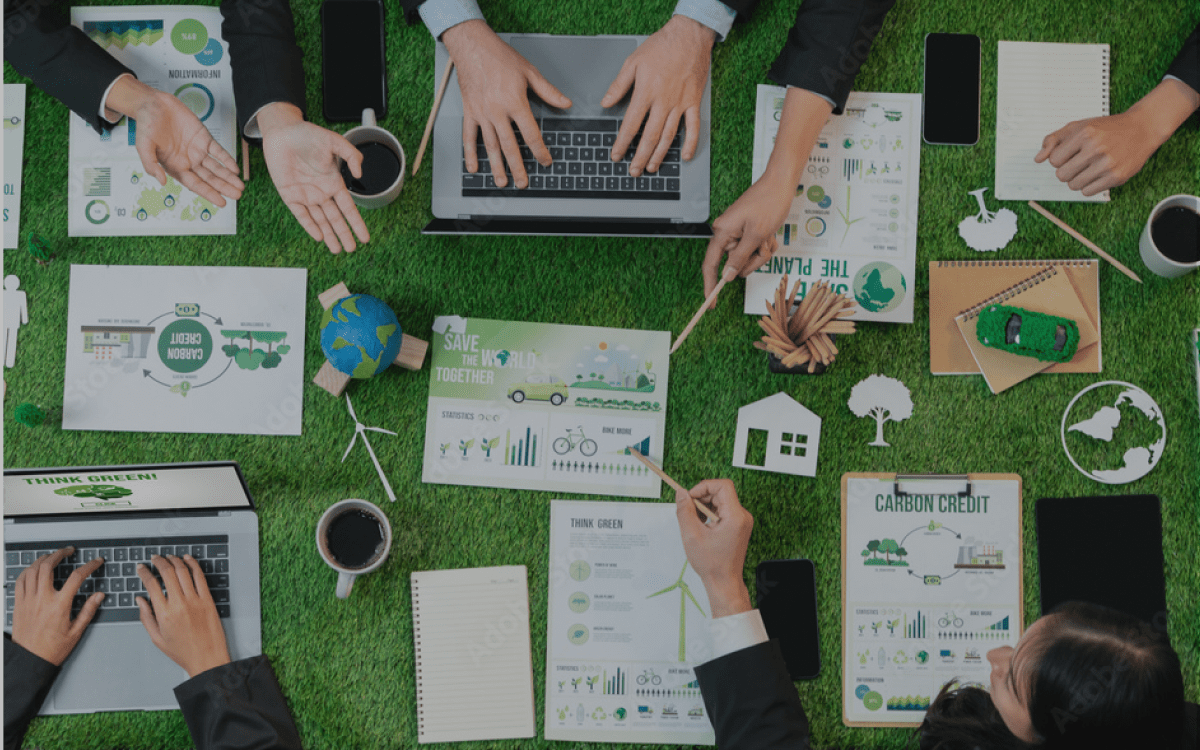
[{"xmin": 840, "ymin": 473, "xmax": 1024, "ymax": 728}]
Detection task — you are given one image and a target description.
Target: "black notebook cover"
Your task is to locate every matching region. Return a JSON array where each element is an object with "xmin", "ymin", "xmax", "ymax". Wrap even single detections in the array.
[{"xmin": 1036, "ymin": 495, "xmax": 1167, "ymax": 630}]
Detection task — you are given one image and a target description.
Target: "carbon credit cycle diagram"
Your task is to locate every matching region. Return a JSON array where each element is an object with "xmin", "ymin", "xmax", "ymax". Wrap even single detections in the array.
[
  {"xmin": 858, "ymin": 518, "xmax": 1007, "ymax": 588},
  {"xmin": 81, "ymin": 301, "xmax": 293, "ymax": 398}
]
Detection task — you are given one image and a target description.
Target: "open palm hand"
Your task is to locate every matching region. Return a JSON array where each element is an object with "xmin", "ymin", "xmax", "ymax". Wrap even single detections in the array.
[{"xmin": 133, "ymin": 91, "xmax": 243, "ymax": 206}]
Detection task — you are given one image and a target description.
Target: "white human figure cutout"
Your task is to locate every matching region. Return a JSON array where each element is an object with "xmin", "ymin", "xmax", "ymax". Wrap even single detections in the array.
[{"xmin": 4, "ymin": 275, "xmax": 29, "ymax": 369}]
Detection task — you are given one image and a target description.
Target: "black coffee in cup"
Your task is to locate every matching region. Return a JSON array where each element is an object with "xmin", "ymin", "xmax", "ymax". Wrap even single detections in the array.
[
  {"xmin": 341, "ymin": 141, "xmax": 401, "ymax": 196},
  {"xmin": 325, "ymin": 508, "xmax": 386, "ymax": 569},
  {"xmin": 1150, "ymin": 205, "xmax": 1200, "ymax": 264}
]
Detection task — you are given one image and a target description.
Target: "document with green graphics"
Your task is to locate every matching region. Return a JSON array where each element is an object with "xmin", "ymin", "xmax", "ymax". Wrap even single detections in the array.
[
  {"xmin": 545, "ymin": 500, "xmax": 715, "ymax": 745},
  {"xmin": 422, "ymin": 317, "xmax": 669, "ymax": 497}
]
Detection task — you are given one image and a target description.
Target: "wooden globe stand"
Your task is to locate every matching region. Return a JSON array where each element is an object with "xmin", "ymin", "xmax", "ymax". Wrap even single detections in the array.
[{"xmin": 313, "ymin": 282, "xmax": 429, "ymax": 397}]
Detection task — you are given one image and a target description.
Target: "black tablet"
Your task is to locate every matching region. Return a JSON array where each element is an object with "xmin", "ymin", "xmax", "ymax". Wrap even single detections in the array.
[{"xmin": 1036, "ymin": 495, "xmax": 1167, "ymax": 630}]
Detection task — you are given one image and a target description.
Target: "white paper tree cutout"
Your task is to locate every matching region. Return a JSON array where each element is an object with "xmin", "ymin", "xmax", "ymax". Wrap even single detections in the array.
[
  {"xmin": 957, "ymin": 188, "xmax": 1018, "ymax": 252},
  {"xmin": 849, "ymin": 374, "xmax": 912, "ymax": 447}
]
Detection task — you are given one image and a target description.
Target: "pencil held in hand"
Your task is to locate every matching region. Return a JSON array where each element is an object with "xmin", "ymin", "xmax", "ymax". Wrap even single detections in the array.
[
  {"xmin": 628, "ymin": 447, "xmax": 719, "ymax": 525},
  {"xmin": 671, "ymin": 265, "xmax": 739, "ymax": 355}
]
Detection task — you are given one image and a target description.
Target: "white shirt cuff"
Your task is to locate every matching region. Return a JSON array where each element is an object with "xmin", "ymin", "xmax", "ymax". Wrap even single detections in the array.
[
  {"xmin": 705, "ymin": 608, "xmax": 769, "ymax": 663},
  {"xmin": 418, "ymin": 0, "xmax": 485, "ymax": 41},
  {"xmin": 98, "ymin": 73, "xmax": 135, "ymax": 125},
  {"xmin": 242, "ymin": 103, "xmax": 273, "ymax": 139},
  {"xmin": 672, "ymin": 0, "xmax": 736, "ymax": 42}
]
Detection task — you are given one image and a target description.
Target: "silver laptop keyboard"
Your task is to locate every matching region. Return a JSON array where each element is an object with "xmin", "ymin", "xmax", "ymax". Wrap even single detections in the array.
[
  {"xmin": 461, "ymin": 118, "xmax": 683, "ymax": 200},
  {"xmin": 4, "ymin": 536, "xmax": 231, "ymax": 628}
]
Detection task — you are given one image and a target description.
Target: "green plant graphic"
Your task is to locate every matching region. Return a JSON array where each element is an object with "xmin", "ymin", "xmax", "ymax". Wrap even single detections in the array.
[
  {"xmin": 14, "ymin": 403, "xmax": 47, "ymax": 427},
  {"xmin": 646, "ymin": 560, "xmax": 706, "ymax": 662},
  {"xmin": 480, "ymin": 437, "xmax": 499, "ymax": 458},
  {"xmin": 459, "ymin": 438, "xmax": 474, "ymax": 457},
  {"xmin": 836, "ymin": 185, "xmax": 865, "ymax": 246},
  {"xmin": 53, "ymin": 484, "xmax": 132, "ymax": 500},
  {"xmin": 439, "ymin": 442, "xmax": 450, "ymax": 457},
  {"xmin": 220, "ymin": 329, "xmax": 290, "ymax": 370}
]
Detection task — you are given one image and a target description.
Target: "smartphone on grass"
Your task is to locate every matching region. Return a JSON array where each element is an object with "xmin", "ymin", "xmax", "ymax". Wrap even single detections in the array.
[
  {"xmin": 755, "ymin": 558, "xmax": 821, "ymax": 680},
  {"xmin": 922, "ymin": 32, "xmax": 981, "ymax": 146},
  {"xmin": 321, "ymin": 0, "xmax": 387, "ymax": 122}
]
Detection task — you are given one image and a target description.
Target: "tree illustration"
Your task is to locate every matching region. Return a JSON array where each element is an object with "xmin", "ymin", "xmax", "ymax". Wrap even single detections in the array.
[
  {"xmin": 896, "ymin": 547, "xmax": 908, "ymax": 564},
  {"xmin": 256, "ymin": 331, "xmax": 289, "ymax": 369},
  {"xmin": 848, "ymin": 375, "xmax": 913, "ymax": 447},
  {"xmin": 220, "ymin": 330, "xmax": 249, "ymax": 358},
  {"xmin": 480, "ymin": 437, "xmax": 499, "ymax": 458},
  {"xmin": 576, "ymin": 374, "xmax": 583, "ymax": 382},
  {"xmin": 459, "ymin": 438, "xmax": 474, "ymax": 457},
  {"xmin": 878, "ymin": 538, "xmax": 899, "ymax": 564},
  {"xmin": 589, "ymin": 372, "xmax": 597, "ymax": 380},
  {"xmin": 866, "ymin": 539, "xmax": 880, "ymax": 559}
]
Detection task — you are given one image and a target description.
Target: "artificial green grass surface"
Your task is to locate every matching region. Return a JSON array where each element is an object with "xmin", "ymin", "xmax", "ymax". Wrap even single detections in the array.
[{"xmin": 4, "ymin": 0, "xmax": 1198, "ymax": 747}]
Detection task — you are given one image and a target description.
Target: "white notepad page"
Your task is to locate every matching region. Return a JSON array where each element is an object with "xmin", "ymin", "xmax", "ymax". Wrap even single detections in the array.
[
  {"xmin": 995, "ymin": 41, "xmax": 1110, "ymax": 202},
  {"xmin": 411, "ymin": 565, "xmax": 536, "ymax": 744}
]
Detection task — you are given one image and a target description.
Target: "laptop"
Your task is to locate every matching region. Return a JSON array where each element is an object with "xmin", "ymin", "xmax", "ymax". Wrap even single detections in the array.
[
  {"xmin": 3, "ymin": 461, "xmax": 261, "ymax": 714},
  {"xmin": 424, "ymin": 33, "xmax": 712, "ymax": 237}
]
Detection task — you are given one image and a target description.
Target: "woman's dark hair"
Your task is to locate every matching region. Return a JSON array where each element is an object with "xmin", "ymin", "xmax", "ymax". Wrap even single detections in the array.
[{"xmin": 913, "ymin": 601, "xmax": 1185, "ymax": 750}]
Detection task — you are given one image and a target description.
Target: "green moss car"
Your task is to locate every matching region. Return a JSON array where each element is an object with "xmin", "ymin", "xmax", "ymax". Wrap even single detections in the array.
[
  {"xmin": 976, "ymin": 305, "xmax": 1079, "ymax": 363},
  {"xmin": 508, "ymin": 374, "xmax": 569, "ymax": 405}
]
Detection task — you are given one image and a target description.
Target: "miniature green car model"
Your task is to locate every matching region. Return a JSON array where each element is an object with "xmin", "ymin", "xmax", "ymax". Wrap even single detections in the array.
[
  {"xmin": 976, "ymin": 304, "xmax": 1079, "ymax": 363},
  {"xmin": 508, "ymin": 374, "xmax": 569, "ymax": 405}
]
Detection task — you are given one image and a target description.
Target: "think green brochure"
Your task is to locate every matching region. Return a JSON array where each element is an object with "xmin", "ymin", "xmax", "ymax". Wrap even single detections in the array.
[{"xmin": 422, "ymin": 317, "xmax": 670, "ymax": 498}]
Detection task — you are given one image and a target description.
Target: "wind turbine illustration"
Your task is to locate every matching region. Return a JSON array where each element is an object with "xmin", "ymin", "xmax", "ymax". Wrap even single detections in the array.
[
  {"xmin": 340, "ymin": 393, "xmax": 398, "ymax": 502},
  {"xmin": 646, "ymin": 560, "xmax": 706, "ymax": 662}
]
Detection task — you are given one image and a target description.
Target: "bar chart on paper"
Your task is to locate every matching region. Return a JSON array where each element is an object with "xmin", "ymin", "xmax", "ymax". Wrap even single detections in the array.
[{"xmin": 504, "ymin": 426, "xmax": 541, "ymax": 468}]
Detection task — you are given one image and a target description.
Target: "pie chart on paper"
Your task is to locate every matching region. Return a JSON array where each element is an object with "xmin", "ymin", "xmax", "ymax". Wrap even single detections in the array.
[{"xmin": 174, "ymin": 83, "xmax": 214, "ymax": 122}]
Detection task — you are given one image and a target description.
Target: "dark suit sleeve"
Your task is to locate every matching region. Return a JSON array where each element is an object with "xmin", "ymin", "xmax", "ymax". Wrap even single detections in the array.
[
  {"xmin": 694, "ymin": 640, "xmax": 813, "ymax": 750},
  {"xmin": 1165, "ymin": 23, "xmax": 1199, "ymax": 94},
  {"xmin": 4, "ymin": 635, "xmax": 61, "ymax": 750},
  {"xmin": 398, "ymin": 0, "xmax": 425, "ymax": 26},
  {"xmin": 173, "ymin": 655, "xmax": 302, "ymax": 750},
  {"xmin": 767, "ymin": 0, "xmax": 898, "ymax": 115},
  {"xmin": 220, "ymin": 0, "xmax": 306, "ymax": 140},
  {"xmin": 2, "ymin": 0, "xmax": 134, "ymax": 133}
]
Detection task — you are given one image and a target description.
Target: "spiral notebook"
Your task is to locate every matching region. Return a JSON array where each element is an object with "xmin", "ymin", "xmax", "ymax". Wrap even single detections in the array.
[
  {"xmin": 954, "ymin": 266, "xmax": 1099, "ymax": 394},
  {"xmin": 995, "ymin": 41, "xmax": 1111, "ymax": 202},
  {"xmin": 930, "ymin": 259, "xmax": 1102, "ymax": 376},
  {"xmin": 411, "ymin": 566, "xmax": 535, "ymax": 744}
]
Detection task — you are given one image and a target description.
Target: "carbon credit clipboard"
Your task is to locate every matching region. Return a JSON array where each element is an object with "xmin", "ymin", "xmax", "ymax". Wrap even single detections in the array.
[{"xmin": 841, "ymin": 473, "xmax": 1023, "ymax": 728}]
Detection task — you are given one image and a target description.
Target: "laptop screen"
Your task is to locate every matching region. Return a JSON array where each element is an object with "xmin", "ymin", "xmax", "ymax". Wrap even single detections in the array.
[{"xmin": 3, "ymin": 463, "xmax": 253, "ymax": 517}]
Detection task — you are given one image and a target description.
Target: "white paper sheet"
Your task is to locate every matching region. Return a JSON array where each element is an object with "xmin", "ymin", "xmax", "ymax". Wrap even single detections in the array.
[
  {"xmin": 4, "ymin": 84, "xmax": 27, "ymax": 249},
  {"xmin": 68, "ymin": 7, "xmax": 237, "ymax": 236}
]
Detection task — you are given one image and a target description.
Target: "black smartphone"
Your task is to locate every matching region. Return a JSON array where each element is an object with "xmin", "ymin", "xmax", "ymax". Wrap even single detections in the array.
[
  {"xmin": 922, "ymin": 32, "xmax": 981, "ymax": 146},
  {"xmin": 321, "ymin": 0, "xmax": 387, "ymax": 122},
  {"xmin": 755, "ymin": 559, "xmax": 820, "ymax": 680}
]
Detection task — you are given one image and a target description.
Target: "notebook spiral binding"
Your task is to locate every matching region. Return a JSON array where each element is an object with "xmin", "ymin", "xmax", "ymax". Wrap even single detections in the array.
[
  {"xmin": 956, "ymin": 266, "xmax": 1058, "ymax": 321},
  {"xmin": 413, "ymin": 582, "xmax": 422, "ymax": 735},
  {"xmin": 1100, "ymin": 47, "xmax": 1110, "ymax": 115},
  {"xmin": 935, "ymin": 259, "xmax": 1094, "ymax": 268}
]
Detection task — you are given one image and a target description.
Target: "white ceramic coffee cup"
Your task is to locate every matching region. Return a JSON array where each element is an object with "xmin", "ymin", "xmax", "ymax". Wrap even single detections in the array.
[
  {"xmin": 1139, "ymin": 194, "xmax": 1200, "ymax": 279},
  {"xmin": 342, "ymin": 108, "xmax": 406, "ymax": 210},
  {"xmin": 316, "ymin": 498, "xmax": 392, "ymax": 599}
]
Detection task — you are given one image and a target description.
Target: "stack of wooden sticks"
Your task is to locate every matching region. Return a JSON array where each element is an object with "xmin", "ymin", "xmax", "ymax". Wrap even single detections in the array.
[{"xmin": 754, "ymin": 277, "xmax": 857, "ymax": 372}]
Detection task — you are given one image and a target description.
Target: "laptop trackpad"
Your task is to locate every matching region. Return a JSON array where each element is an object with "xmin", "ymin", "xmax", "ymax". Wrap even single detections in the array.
[
  {"xmin": 508, "ymin": 36, "xmax": 638, "ymax": 119},
  {"xmin": 47, "ymin": 625, "xmax": 187, "ymax": 713}
]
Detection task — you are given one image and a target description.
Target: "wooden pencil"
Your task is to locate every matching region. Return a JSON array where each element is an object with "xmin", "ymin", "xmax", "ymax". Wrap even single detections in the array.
[
  {"xmin": 1027, "ymin": 200, "xmax": 1142, "ymax": 283},
  {"xmin": 412, "ymin": 60, "xmax": 455, "ymax": 176},
  {"xmin": 628, "ymin": 448, "xmax": 719, "ymax": 525}
]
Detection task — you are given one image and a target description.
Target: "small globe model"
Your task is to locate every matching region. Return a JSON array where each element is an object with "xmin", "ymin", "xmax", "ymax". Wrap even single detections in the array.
[
  {"xmin": 1061, "ymin": 382, "xmax": 1165, "ymax": 484},
  {"xmin": 853, "ymin": 262, "xmax": 907, "ymax": 313},
  {"xmin": 320, "ymin": 294, "xmax": 402, "ymax": 379}
]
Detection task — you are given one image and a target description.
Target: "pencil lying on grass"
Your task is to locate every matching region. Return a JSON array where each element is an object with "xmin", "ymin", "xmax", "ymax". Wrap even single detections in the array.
[
  {"xmin": 628, "ymin": 447, "xmax": 719, "ymax": 525},
  {"xmin": 1027, "ymin": 200, "xmax": 1142, "ymax": 283},
  {"xmin": 670, "ymin": 265, "xmax": 739, "ymax": 355}
]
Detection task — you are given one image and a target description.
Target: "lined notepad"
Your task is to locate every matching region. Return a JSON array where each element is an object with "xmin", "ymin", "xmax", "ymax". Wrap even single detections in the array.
[
  {"xmin": 995, "ymin": 41, "xmax": 1110, "ymax": 202},
  {"xmin": 411, "ymin": 566, "xmax": 535, "ymax": 744}
]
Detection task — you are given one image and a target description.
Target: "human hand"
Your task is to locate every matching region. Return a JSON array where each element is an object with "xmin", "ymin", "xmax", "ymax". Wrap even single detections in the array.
[
  {"xmin": 1034, "ymin": 112, "xmax": 1163, "ymax": 196},
  {"xmin": 11, "ymin": 547, "xmax": 105, "ymax": 666},
  {"xmin": 135, "ymin": 555, "xmax": 231, "ymax": 678},
  {"xmin": 603, "ymin": 15, "xmax": 714, "ymax": 177},
  {"xmin": 106, "ymin": 76, "xmax": 244, "ymax": 207},
  {"xmin": 702, "ymin": 173, "xmax": 791, "ymax": 302},
  {"xmin": 443, "ymin": 20, "xmax": 571, "ymax": 189},
  {"xmin": 674, "ymin": 480, "xmax": 753, "ymax": 618},
  {"xmin": 259, "ymin": 103, "xmax": 369, "ymax": 254}
]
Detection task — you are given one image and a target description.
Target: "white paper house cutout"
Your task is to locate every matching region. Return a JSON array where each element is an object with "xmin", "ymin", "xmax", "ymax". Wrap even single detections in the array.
[{"xmin": 732, "ymin": 392, "xmax": 821, "ymax": 477}]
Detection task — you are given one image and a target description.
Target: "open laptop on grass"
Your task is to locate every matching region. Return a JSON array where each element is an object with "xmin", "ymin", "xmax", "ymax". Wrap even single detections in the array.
[
  {"xmin": 3, "ymin": 461, "xmax": 261, "ymax": 714},
  {"xmin": 423, "ymin": 33, "xmax": 712, "ymax": 237}
]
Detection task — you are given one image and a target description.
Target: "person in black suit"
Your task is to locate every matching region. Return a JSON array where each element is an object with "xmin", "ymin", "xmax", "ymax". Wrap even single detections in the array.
[
  {"xmin": 3, "ymin": 0, "xmax": 368, "ymax": 253},
  {"xmin": 4, "ymin": 547, "xmax": 301, "ymax": 750},
  {"xmin": 673, "ymin": 482, "xmax": 1200, "ymax": 750},
  {"xmin": 1036, "ymin": 22, "xmax": 1199, "ymax": 196}
]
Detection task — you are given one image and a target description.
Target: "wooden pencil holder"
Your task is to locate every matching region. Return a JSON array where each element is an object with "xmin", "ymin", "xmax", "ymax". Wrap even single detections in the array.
[{"xmin": 754, "ymin": 276, "xmax": 857, "ymax": 375}]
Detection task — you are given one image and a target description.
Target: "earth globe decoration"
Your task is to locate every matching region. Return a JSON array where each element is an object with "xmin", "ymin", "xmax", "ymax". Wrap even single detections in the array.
[
  {"xmin": 320, "ymin": 294, "xmax": 403, "ymax": 379},
  {"xmin": 1060, "ymin": 381, "xmax": 1166, "ymax": 484},
  {"xmin": 853, "ymin": 261, "xmax": 907, "ymax": 314}
]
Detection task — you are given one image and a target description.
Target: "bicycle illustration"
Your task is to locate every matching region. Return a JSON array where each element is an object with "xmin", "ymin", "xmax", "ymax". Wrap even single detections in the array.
[
  {"xmin": 636, "ymin": 668, "xmax": 662, "ymax": 686},
  {"xmin": 553, "ymin": 426, "xmax": 597, "ymax": 457},
  {"xmin": 938, "ymin": 612, "xmax": 964, "ymax": 628}
]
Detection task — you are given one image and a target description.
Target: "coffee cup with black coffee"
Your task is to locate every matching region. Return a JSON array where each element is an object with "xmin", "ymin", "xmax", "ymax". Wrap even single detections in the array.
[
  {"xmin": 317, "ymin": 499, "xmax": 392, "ymax": 598},
  {"xmin": 340, "ymin": 108, "xmax": 406, "ymax": 210},
  {"xmin": 1140, "ymin": 194, "xmax": 1200, "ymax": 279}
]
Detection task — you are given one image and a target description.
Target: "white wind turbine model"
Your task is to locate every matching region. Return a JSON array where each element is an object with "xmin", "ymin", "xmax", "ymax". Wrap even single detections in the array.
[{"xmin": 341, "ymin": 394, "xmax": 398, "ymax": 502}]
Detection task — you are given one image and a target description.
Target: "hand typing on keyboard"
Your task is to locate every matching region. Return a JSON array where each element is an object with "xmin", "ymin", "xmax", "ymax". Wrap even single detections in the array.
[
  {"xmin": 10, "ymin": 547, "xmax": 106, "ymax": 666},
  {"xmin": 603, "ymin": 15, "xmax": 714, "ymax": 178},
  {"xmin": 135, "ymin": 555, "xmax": 231, "ymax": 678},
  {"xmin": 443, "ymin": 19, "xmax": 571, "ymax": 189}
]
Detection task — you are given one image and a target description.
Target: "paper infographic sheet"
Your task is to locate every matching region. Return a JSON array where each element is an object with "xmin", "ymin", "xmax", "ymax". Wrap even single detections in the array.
[
  {"xmin": 546, "ymin": 501, "xmax": 715, "ymax": 745},
  {"xmin": 843, "ymin": 476, "xmax": 1022, "ymax": 725},
  {"xmin": 68, "ymin": 6, "xmax": 236, "ymax": 237},
  {"xmin": 63, "ymin": 265, "xmax": 306, "ymax": 435},
  {"xmin": 746, "ymin": 89, "xmax": 922, "ymax": 323},
  {"xmin": 4, "ymin": 84, "xmax": 27, "ymax": 249},
  {"xmin": 422, "ymin": 318, "xmax": 669, "ymax": 498}
]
